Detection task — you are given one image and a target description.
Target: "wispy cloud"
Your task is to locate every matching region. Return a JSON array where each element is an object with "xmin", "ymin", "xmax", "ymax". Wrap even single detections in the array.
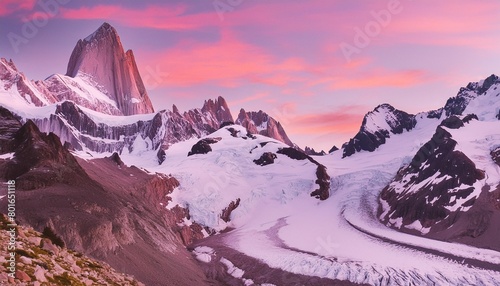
[{"xmin": 60, "ymin": 4, "xmax": 211, "ymax": 30}]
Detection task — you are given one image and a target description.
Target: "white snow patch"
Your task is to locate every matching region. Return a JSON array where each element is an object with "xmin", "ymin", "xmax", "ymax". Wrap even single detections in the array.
[
  {"xmin": 193, "ymin": 246, "xmax": 214, "ymax": 263},
  {"xmin": 220, "ymin": 257, "xmax": 245, "ymax": 279},
  {"xmin": 0, "ymin": 153, "xmax": 15, "ymax": 160}
]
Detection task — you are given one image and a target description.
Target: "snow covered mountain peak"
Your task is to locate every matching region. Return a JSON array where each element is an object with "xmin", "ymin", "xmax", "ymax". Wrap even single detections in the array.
[
  {"xmin": 342, "ymin": 103, "xmax": 417, "ymax": 157},
  {"xmin": 65, "ymin": 22, "xmax": 154, "ymax": 116},
  {"xmin": 467, "ymin": 74, "xmax": 499, "ymax": 94},
  {"xmin": 444, "ymin": 74, "xmax": 500, "ymax": 118},
  {"xmin": 83, "ymin": 22, "xmax": 118, "ymax": 42},
  {"xmin": 0, "ymin": 58, "xmax": 58, "ymax": 107}
]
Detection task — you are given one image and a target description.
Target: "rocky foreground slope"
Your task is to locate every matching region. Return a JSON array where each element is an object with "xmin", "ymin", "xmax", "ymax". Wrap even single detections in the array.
[{"xmin": 0, "ymin": 214, "xmax": 144, "ymax": 286}]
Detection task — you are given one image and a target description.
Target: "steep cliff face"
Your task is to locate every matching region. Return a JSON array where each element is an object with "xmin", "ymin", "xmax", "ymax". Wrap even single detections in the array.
[
  {"xmin": 236, "ymin": 109, "xmax": 294, "ymax": 147},
  {"xmin": 200, "ymin": 96, "xmax": 234, "ymax": 124},
  {"xmin": 65, "ymin": 23, "xmax": 154, "ymax": 115}
]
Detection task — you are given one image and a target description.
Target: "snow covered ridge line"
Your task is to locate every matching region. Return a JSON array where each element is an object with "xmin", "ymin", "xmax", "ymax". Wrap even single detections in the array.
[
  {"xmin": 2, "ymin": 22, "xmax": 299, "ymax": 154},
  {"xmin": 0, "ymin": 93, "xmax": 299, "ymax": 159},
  {"xmin": 340, "ymin": 74, "xmax": 500, "ymax": 158}
]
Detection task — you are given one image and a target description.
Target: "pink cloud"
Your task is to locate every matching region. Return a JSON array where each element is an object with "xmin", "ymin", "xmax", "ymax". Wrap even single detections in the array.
[
  {"xmin": 138, "ymin": 31, "xmax": 314, "ymax": 88},
  {"xmin": 0, "ymin": 0, "xmax": 36, "ymax": 16},
  {"xmin": 60, "ymin": 4, "xmax": 212, "ymax": 30},
  {"xmin": 328, "ymin": 69, "xmax": 429, "ymax": 90},
  {"xmin": 271, "ymin": 105, "xmax": 367, "ymax": 139},
  {"xmin": 229, "ymin": 92, "xmax": 269, "ymax": 106}
]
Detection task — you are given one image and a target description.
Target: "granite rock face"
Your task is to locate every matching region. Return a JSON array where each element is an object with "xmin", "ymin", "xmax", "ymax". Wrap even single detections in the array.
[
  {"xmin": 65, "ymin": 23, "xmax": 154, "ymax": 115},
  {"xmin": 236, "ymin": 109, "xmax": 294, "ymax": 147}
]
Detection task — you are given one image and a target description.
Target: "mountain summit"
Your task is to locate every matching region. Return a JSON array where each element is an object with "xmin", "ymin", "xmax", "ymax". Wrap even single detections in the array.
[{"xmin": 66, "ymin": 22, "xmax": 154, "ymax": 115}]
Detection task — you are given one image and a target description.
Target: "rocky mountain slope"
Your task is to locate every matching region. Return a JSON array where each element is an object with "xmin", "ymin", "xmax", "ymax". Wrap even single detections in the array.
[
  {"xmin": 0, "ymin": 117, "xmax": 214, "ymax": 285},
  {"xmin": 378, "ymin": 75, "xmax": 500, "ymax": 250},
  {"xmin": 0, "ymin": 214, "xmax": 144, "ymax": 285}
]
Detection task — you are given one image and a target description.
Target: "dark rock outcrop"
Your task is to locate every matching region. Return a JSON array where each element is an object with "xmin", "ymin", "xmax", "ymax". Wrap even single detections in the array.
[
  {"xmin": 311, "ymin": 165, "xmax": 330, "ymax": 200},
  {"xmin": 426, "ymin": 108, "xmax": 444, "ymax": 119},
  {"xmin": 1, "ymin": 120, "xmax": 90, "ymax": 190},
  {"xmin": 157, "ymin": 148, "xmax": 166, "ymax": 164},
  {"xmin": 188, "ymin": 138, "xmax": 221, "ymax": 156},
  {"xmin": 491, "ymin": 147, "xmax": 500, "ymax": 166},
  {"xmin": 462, "ymin": 113, "xmax": 479, "ymax": 124},
  {"xmin": 443, "ymin": 74, "xmax": 499, "ymax": 117},
  {"xmin": 109, "ymin": 152, "xmax": 124, "ymax": 167},
  {"xmin": 328, "ymin": 145, "xmax": 339, "ymax": 154},
  {"xmin": 221, "ymin": 199, "xmax": 241, "ymax": 222},
  {"xmin": 440, "ymin": 115, "xmax": 464, "ymax": 129},
  {"xmin": 277, "ymin": 147, "xmax": 330, "ymax": 200},
  {"xmin": 277, "ymin": 147, "xmax": 309, "ymax": 161},
  {"xmin": 226, "ymin": 127, "xmax": 239, "ymax": 138},
  {"xmin": 477, "ymin": 74, "xmax": 499, "ymax": 94},
  {"xmin": 253, "ymin": 152, "xmax": 277, "ymax": 166}
]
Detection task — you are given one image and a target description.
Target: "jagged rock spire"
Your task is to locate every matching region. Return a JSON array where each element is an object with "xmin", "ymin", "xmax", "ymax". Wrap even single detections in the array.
[{"xmin": 66, "ymin": 22, "xmax": 154, "ymax": 115}]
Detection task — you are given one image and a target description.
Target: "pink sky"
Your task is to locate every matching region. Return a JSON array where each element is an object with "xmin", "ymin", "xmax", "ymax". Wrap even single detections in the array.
[{"xmin": 1, "ymin": 0, "xmax": 500, "ymax": 151}]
